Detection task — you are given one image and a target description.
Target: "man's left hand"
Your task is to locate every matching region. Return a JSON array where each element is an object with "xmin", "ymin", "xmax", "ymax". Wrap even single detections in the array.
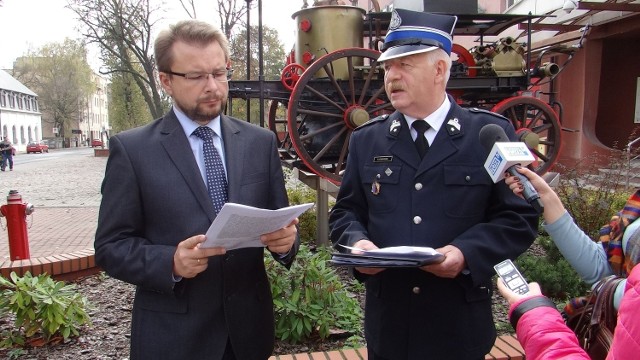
[
  {"xmin": 420, "ymin": 245, "xmax": 466, "ymax": 278},
  {"xmin": 261, "ymin": 218, "xmax": 299, "ymax": 254}
]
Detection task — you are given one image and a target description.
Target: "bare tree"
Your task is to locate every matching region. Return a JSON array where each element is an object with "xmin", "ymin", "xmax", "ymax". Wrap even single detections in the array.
[
  {"xmin": 177, "ymin": 0, "xmax": 197, "ymax": 19},
  {"xmin": 217, "ymin": 0, "xmax": 254, "ymax": 39},
  {"xmin": 68, "ymin": 0, "xmax": 168, "ymax": 119}
]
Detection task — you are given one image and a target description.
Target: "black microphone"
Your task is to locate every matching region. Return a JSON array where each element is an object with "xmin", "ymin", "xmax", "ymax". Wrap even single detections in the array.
[{"xmin": 479, "ymin": 124, "xmax": 544, "ymax": 214}]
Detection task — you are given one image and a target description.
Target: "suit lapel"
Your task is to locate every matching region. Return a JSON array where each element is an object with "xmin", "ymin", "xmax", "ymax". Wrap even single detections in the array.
[
  {"xmin": 387, "ymin": 112, "xmax": 422, "ymax": 171},
  {"xmin": 159, "ymin": 110, "xmax": 216, "ymax": 221},
  {"xmin": 415, "ymin": 100, "xmax": 465, "ymax": 177},
  {"xmin": 220, "ymin": 115, "xmax": 243, "ymax": 203}
]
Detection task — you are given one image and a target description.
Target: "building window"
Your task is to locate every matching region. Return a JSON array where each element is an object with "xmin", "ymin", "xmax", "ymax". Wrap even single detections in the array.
[
  {"xmin": 0, "ymin": 91, "xmax": 6, "ymax": 108},
  {"xmin": 9, "ymin": 93, "xmax": 15, "ymax": 108},
  {"xmin": 506, "ymin": 0, "xmax": 521, "ymax": 8}
]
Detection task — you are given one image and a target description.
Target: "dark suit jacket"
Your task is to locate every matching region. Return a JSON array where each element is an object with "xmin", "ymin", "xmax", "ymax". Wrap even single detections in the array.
[
  {"xmin": 329, "ymin": 99, "xmax": 538, "ymax": 359},
  {"xmin": 95, "ymin": 109, "xmax": 298, "ymax": 360}
]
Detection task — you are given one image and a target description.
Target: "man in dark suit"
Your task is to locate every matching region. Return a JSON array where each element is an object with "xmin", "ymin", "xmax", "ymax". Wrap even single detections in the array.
[
  {"xmin": 95, "ymin": 20, "xmax": 299, "ymax": 360},
  {"xmin": 329, "ymin": 9, "xmax": 539, "ymax": 360}
]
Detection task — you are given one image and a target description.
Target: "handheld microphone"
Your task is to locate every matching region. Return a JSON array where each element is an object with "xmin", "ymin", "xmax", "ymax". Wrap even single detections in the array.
[{"xmin": 479, "ymin": 124, "xmax": 544, "ymax": 214}]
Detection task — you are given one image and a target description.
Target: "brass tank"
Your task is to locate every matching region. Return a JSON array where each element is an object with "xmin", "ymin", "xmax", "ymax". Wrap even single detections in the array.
[{"xmin": 292, "ymin": 5, "xmax": 366, "ymax": 79}]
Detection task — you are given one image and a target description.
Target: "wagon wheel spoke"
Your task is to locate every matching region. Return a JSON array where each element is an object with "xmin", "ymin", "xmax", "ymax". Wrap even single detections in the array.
[
  {"xmin": 347, "ymin": 56, "xmax": 356, "ymax": 105},
  {"xmin": 359, "ymin": 59, "xmax": 380, "ymax": 106},
  {"xmin": 312, "ymin": 127, "xmax": 347, "ymax": 163},
  {"xmin": 334, "ymin": 131, "xmax": 352, "ymax": 176},
  {"xmin": 297, "ymin": 108, "xmax": 344, "ymax": 119},
  {"xmin": 302, "ymin": 84, "xmax": 345, "ymax": 112},
  {"xmin": 363, "ymin": 87, "xmax": 389, "ymax": 109},
  {"xmin": 530, "ymin": 147, "xmax": 550, "ymax": 163},
  {"xmin": 322, "ymin": 62, "xmax": 350, "ymax": 106},
  {"xmin": 299, "ymin": 121, "xmax": 344, "ymax": 142}
]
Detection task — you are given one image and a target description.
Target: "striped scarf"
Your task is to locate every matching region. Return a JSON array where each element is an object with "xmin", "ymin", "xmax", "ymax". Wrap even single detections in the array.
[{"xmin": 599, "ymin": 189, "xmax": 640, "ymax": 276}]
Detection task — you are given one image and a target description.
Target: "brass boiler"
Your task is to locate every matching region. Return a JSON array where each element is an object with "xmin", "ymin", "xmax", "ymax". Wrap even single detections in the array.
[{"xmin": 292, "ymin": 5, "xmax": 366, "ymax": 79}]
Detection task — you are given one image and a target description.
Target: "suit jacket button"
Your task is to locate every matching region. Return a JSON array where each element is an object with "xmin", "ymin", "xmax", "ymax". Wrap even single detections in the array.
[
  {"xmin": 413, "ymin": 216, "xmax": 422, "ymax": 224},
  {"xmin": 412, "ymin": 286, "xmax": 421, "ymax": 294},
  {"xmin": 414, "ymin": 182, "xmax": 423, "ymax": 190}
]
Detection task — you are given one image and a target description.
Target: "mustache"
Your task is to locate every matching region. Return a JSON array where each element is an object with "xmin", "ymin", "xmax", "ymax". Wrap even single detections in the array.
[{"xmin": 387, "ymin": 82, "xmax": 405, "ymax": 92}]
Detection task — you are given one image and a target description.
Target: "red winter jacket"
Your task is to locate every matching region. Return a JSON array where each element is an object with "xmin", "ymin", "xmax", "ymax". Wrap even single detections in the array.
[{"xmin": 509, "ymin": 265, "xmax": 640, "ymax": 360}]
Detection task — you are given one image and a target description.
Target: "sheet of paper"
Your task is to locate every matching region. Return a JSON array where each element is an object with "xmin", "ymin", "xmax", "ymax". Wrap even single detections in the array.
[
  {"xmin": 339, "ymin": 245, "xmax": 441, "ymax": 255},
  {"xmin": 201, "ymin": 202, "xmax": 314, "ymax": 250}
]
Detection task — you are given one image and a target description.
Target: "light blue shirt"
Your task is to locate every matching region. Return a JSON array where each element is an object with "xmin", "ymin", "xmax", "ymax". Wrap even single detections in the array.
[
  {"xmin": 544, "ymin": 211, "xmax": 640, "ymax": 310},
  {"xmin": 172, "ymin": 105, "xmax": 228, "ymax": 183}
]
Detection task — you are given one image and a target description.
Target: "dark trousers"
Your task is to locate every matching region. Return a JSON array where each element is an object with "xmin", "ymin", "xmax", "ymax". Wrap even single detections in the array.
[
  {"xmin": 1, "ymin": 154, "xmax": 12, "ymax": 170},
  {"xmin": 222, "ymin": 338, "xmax": 236, "ymax": 360}
]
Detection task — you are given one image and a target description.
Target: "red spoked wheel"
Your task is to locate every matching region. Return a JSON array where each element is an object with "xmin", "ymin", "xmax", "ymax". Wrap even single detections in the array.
[
  {"xmin": 281, "ymin": 63, "xmax": 305, "ymax": 91},
  {"xmin": 287, "ymin": 48, "xmax": 393, "ymax": 184},
  {"xmin": 491, "ymin": 96, "xmax": 562, "ymax": 175},
  {"xmin": 451, "ymin": 43, "xmax": 476, "ymax": 77}
]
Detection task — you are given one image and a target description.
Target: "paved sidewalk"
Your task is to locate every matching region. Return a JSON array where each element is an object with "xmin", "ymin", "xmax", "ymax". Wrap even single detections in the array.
[{"xmin": 0, "ymin": 148, "xmax": 106, "ymax": 278}]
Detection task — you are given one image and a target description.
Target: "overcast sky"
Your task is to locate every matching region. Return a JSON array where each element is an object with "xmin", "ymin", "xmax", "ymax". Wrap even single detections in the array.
[{"xmin": 0, "ymin": 0, "xmax": 298, "ymax": 70}]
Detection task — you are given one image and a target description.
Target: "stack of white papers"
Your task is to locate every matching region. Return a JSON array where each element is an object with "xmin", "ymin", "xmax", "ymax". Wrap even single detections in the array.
[{"xmin": 200, "ymin": 202, "xmax": 314, "ymax": 250}]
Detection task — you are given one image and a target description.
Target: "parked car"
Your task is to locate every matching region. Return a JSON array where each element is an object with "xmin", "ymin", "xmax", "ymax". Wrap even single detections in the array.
[
  {"xmin": 91, "ymin": 139, "xmax": 103, "ymax": 147},
  {"xmin": 26, "ymin": 141, "xmax": 49, "ymax": 154}
]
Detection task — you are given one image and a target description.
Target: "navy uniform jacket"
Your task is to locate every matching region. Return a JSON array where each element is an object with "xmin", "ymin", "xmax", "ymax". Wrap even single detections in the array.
[
  {"xmin": 329, "ymin": 99, "xmax": 538, "ymax": 360},
  {"xmin": 95, "ymin": 110, "xmax": 298, "ymax": 360}
]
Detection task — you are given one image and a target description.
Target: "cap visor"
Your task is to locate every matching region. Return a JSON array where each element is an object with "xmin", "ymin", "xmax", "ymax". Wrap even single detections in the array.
[{"xmin": 378, "ymin": 44, "xmax": 439, "ymax": 62}]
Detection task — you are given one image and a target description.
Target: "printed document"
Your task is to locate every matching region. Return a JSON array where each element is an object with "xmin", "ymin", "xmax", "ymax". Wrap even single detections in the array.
[{"xmin": 201, "ymin": 202, "xmax": 314, "ymax": 250}]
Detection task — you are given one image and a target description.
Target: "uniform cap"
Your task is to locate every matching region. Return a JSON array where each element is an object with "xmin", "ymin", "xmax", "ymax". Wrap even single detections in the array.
[{"xmin": 378, "ymin": 9, "xmax": 457, "ymax": 62}]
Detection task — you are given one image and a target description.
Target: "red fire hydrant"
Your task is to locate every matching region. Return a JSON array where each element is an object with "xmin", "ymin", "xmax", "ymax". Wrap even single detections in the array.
[{"xmin": 1, "ymin": 190, "xmax": 34, "ymax": 260}]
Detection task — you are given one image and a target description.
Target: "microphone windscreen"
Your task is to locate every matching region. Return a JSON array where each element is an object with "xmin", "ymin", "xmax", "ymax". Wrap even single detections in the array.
[{"xmin": 479, "ymin": 124, "xmax": 509, "ymax": 153}]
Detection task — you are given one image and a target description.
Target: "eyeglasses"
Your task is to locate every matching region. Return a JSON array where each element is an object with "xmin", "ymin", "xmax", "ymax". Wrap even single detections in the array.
[{"xmin": 164, "ymin": 68, "xmax": 233, "ymax": 83}]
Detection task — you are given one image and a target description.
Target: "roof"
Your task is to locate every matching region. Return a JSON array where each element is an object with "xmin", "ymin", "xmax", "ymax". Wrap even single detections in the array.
[{"xmin": 0, "ymin": 69, "xmax": 37, "ymax": 96}]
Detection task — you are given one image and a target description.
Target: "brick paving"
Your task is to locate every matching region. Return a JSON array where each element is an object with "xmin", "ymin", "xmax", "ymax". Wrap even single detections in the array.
[{"xmin": 0, "ymin": 147, "xmax": 106, "ymax": 278}]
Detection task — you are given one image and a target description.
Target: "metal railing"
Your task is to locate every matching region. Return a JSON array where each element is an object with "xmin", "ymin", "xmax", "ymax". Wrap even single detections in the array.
[{"xmin": 626, "ymin": 136, "xmax": 640, "ymax": 188}]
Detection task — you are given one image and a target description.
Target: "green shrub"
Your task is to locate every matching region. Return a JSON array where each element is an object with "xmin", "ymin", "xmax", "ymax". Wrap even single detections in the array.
[
  {"xmin": 0, "ymin": 272, "xmax": 93, "ymax": 349},
  {"xmin": 287, "ymin": 181, "xmax": 318, "ymax": 245},
  {"xmin": 516, "ymin": 251, "xmax": 589, "ymax": 300},
  {"xmin": 266, "ymin": 245, "xmax": 363, "ymax": 344},
  {"xmin": 554, "ymin": 150, "xmax": 632, "ymax": 240}
]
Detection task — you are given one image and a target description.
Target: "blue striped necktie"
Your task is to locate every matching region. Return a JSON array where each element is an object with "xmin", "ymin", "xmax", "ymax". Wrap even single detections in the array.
[{"xmin": 193, "ymin": 126, "xmax": 228, "ymax": 214}]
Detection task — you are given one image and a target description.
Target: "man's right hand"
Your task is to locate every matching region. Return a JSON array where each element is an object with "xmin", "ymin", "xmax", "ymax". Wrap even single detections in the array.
[
  {"xmin": 173, "ymin": 235, "xmax": 226, "ymax": 278},
  {"xmin": 352, "ymin": 239, "xmax": 385, "ymax": 275}
]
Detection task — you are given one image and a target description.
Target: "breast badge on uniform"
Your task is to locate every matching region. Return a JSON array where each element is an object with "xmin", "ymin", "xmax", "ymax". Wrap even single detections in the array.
[
  {"xmin": 446, "ymin": 118, "xmax": 461, "ymax": 136},
  {"xmin": 371, "ymin": 174, "xmax": 381, "ymax": 195}
]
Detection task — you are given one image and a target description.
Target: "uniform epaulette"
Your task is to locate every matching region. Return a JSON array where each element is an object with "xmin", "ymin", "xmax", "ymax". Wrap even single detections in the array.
[
  {"xmin": 468, "ymin": 107, "xmax": 509, "ymax": 122},
  {"xmin": 355, "ymin": 114, "xmax": 389, "ymax": 130}
]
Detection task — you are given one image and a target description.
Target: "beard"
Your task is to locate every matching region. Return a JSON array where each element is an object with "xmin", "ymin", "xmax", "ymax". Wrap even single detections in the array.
[{"xmin": 175, "ymin": 95, "xmax": 228, "ymax": 123}]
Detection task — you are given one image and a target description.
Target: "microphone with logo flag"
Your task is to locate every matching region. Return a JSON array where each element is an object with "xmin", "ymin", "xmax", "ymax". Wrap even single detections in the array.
[{"xmin": 479, "ymin": 124, "xmax": 544, "ymax": 214}]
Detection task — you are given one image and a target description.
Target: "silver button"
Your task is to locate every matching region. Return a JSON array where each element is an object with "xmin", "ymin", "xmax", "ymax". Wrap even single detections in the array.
[
  {"xmin": 465, "ymin": 175, "xmax": 471, "ymax": 182},
  {"xmin": 412, "ymin": 286, "xmax": 421, "ymax": 294},
  {"xmin": 413, "ymin": 216, "xmax": 422, "ymax": 224},
  {"xmin": 414, "ymin": 182, "xmax": 423, "ymax": 190}
]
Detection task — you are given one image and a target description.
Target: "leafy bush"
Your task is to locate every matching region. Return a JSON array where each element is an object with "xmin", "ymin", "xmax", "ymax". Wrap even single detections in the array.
[
  {"xmin": 516, "ymin": 249, "xmax": 589, "ymax": 300},
  {"xmin": 286, "ymin": 180, "xmax": 318, "ymax": 245},
  {"xmin": 554, "ymin": 150, "xmax": 632, "ymax": 240},
  {"xmin": 0, "ymin": 272, "xmax": 93, "ymax": 349},
  {"xmin": 266, "ymin": 245, "xmax": 363, "ymax": 344},
  {"xmin": 284, "ymin": 168, "xmax": 337, "ymax": 246}
]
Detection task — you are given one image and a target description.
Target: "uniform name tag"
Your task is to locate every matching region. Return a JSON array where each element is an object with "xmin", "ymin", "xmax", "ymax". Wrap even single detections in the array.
[{"xmin": 373, "ymin": 156, "xmax": 393, "ymax": 163}]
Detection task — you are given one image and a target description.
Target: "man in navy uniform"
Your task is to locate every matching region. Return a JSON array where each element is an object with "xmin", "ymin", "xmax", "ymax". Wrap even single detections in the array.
[{"xmin": 329, "ymin": 9, "xmax": 539, "ymax": 360}]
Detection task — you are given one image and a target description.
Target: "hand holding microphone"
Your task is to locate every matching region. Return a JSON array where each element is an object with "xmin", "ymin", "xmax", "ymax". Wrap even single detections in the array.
[{"xmin": 479, "ymin": 124, "xmax": 544, "ymax": 214}]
